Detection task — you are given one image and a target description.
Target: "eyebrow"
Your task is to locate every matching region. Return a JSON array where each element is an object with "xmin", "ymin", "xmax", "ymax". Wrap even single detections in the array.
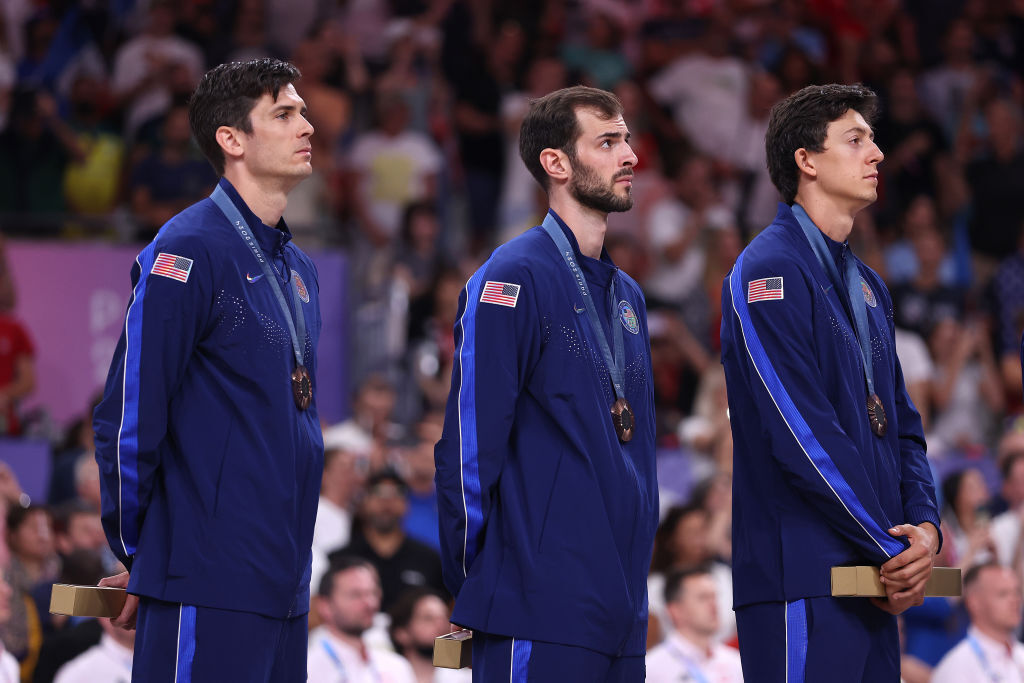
[
  {"xmin": 596, "ymin": 131, "xmax": 631, "ymax": 143},
  {"xmin": 843, "ymin": 126, "xmax": 874, "ymax": 139},
  {"xmin": 270, "ymin": 102, "xmax": 307, "ymax": 115}
]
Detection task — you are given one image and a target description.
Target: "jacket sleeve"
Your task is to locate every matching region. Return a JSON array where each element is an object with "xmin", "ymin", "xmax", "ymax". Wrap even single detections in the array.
[
  {"xmin": 879, "ymin": 280, "xmax": 943, "ymax": 547},
  {"xmin": 433, "ymin": 259, "xmax": 540, "ymax": 597},
  {"xmin": 92, "ymin": 238, "xmax": 211, "ymax": 569},
  {"xmin": 723, "ymin": 251, "xmax": 906, "ymax": 565}
]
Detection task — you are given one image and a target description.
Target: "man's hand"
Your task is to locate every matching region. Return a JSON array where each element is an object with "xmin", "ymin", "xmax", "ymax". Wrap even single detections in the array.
[
  {"xmin": 871, "ymin": 523, "xmax": 940, "ymax": 615},
  {"xmin": 98, "ymin": 572, "xmax": 139, "ymax": 631}
]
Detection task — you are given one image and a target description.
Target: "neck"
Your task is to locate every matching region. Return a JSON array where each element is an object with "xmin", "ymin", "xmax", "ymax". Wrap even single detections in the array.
[
  {"xmin": 407, "ymin": 651, "xmax": 434, "ymax": 683},
  {"xmin": 321, "ymin": 488, "xmax": 348, "ymax": 508},
  {"xmin": 793, "ymin": 192, "xmax": 859, "ymax": 242},
  {"xmin": 222, "ymin": 169, "xmax": 291, "ymax": 227},
  {"xmin": 975, "ymin": 623, "xmax": 1016, "ymax": 650},
  {"xmin": 363, "ymin": 527, "xmax": 404, "ymax": 557},
  {"xmin": 548, "ymin": 193, "xmax": 608, "ymax": 259},
  {"xmin": 328, "ymin": 625, "xmax": 367, "ymax": 658},
  {"xmin": 677, "ymin": 627, "xmax": 713, "ymax": 656}
]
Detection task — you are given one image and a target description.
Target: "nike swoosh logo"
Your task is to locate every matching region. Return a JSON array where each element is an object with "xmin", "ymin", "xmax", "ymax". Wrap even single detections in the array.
[
  {"xmin": 821, "ymin": 284, "xmax": 833, "ymax": 293},
  {"xmin": 574, "ymin": 304, "xmax": 586, "ymax": 314},
  {"xmin": 246, "ymin": 272, "xmax": 264, "ymax": 283}
]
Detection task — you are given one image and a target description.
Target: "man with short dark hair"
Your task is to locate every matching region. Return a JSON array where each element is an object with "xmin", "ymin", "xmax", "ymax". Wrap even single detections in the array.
[
  {"xmin": 434, "ymin": 85, "xmax": 658, "ymax": 681},
  {"xmin": 308, "ymin": 556, "xmax": 414, "ymax": 683},
  {"xmin": 932, "ymin": 562, "xmax": 1024, "ymax": 682},
  {"xmin": 93, "ymin": 58, "xmax": 324, "ymax": 681},
  {"xmin": 721, "ymin": 84, "xmax": 942, "ymax": 681},
  {"xmin": 645, "ymin": 566, "xmax": 742, "ymax": 683}
]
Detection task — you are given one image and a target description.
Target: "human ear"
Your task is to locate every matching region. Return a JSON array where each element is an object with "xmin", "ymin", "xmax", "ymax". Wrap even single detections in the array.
[
  {"xmin": 216, "ymin": 126, "xmax": 244, "ymax": 161},
  {"xmin": 539, "ymin": 148, "xmax": 570, "ymax": 183},
  {"xmin": 794, "ymin": 148, "xmax": 817, "ymax": 178}
]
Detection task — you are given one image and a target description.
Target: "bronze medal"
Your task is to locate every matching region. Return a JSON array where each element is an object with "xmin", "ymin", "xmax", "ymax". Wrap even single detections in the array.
[
  {"xmin": 291, "ymin": 365, "xmax": 312, "ymax": 410},
  {"xmin": 867, "ymin": 393, "xmax": 886, "ymax": 437},
  {"xmin": 611, "ymin": 397, "xmax": 635, "ymax": 443}
]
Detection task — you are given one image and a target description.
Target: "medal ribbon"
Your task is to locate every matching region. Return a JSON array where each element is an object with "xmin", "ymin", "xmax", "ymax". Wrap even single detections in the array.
[
  {"xmin": 541, "ymin": 211, "xmax": 626, "ymax": 401},
  {"xmin": 210, "ymin": 185, "xmax": 306, "ymax": 368},
  {"xmin": 791, "ymin": 203, "xmax": 876, "ymax": 399}
]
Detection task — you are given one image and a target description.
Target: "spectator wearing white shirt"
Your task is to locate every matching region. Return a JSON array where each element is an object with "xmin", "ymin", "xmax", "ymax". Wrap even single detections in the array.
[
  {"xmin": 646, "ymin": 566, "xmax": 743, "ymax": 683},
  {"xmin": 989, "ymin": 432, "xmax": 1024, "ymax": 570},
  {"xmin": 53, "ymin": 617, "xmax": 133, "ymax": 683},
  {"xmin": 932, "ymin": 562, "xmax": 1024, "ymax": 683},
  {"xmin": 308, "ymin": 556, "xmax": 415, "ymax": 683},
  {"xmin": 388, "ymin": 587, "xmax": 470, "ymax": 683},
  {"xmin": 0, "ymin": 573, "xmax": 19, "ymax": 683}
]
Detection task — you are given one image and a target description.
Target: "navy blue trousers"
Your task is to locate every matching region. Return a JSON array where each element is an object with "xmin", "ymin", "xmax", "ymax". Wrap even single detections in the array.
[
  {"xmin": 470, "ymin": 631, "xmax": 644, "ymax": 682},
  {"xmin": 132, "ymin": 596, "xmax": 308, "ymax": 682},
  {"xmin": 735, "ymin": 597, "xmax": 899, "ymax": 683}
]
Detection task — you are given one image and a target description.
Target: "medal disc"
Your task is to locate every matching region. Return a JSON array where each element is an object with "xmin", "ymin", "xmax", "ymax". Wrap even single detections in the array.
[
  {"xmin": 611, "ymin": 397, "xmax": 634, "ymax": 443},
  {"xmin": 291, "ymin": 365, "xmax": 312, "ymax": 410},
  {"xmin": 867, "ymin": 394, "xmax": 886, "ymax": 437}
]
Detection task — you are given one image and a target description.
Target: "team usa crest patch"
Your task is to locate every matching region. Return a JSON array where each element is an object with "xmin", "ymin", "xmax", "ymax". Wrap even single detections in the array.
[
  {"xmin": 293, "ymin": 272, "xmax": 310, "ymax": 303},
  {"xmin": 861, "ymin": 278, "xmax": 877, "ymax": 307},
  {"xmin": 151, "ymin": 252, "xmax": 193, "ymax": 283},
  {"xmin": 480, "ymin": 281, "xmax": 520, "ymax": 308},
  {"xmin": 747, "ymin": 277, "xmax": 784, "ymax": 302},
  {"xmin": 618, "ymin": 300, "xmax": 640, "ymax": 334}
]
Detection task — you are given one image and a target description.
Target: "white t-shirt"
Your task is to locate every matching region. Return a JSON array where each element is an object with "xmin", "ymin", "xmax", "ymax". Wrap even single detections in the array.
[
  {"xmin": 348, "ymin": 130, "xmax": 442, "ymax": 239},
  {"xmin": 0, "ymin": 649, "xmax": 18, "ymax": 683},
  {"xmin": 991, "ymin": 509, "xmax": 1022, "ymax": 567},
  {"xmin": 646, "ymin": 632, "xmax": 743, "ymax": 683},
  {"xmin": 111, "ymin": 34, "xmax": 205, "ymax": 136},
  {"xmin": 313, "ymin": 497, "xmax": 352, "ymax": 557},
  {"xmin": 54, "ymin": 633, "xmax": 133, "ymax": 683},
  {"xmin": 644, "ymin": 199, "xmax": 733, "ymax": 305},
  {"xmin": 932, "ymin": 627, "xmax": 1024, "ymax": 683},
  {"xmin": 307, "ymin": 629, "xmax": 416, "ymax": 683}
]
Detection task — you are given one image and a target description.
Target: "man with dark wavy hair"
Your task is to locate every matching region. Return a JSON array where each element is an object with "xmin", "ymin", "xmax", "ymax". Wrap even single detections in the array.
[
  {"xmin": 93, "ymin": 58, "xmax": 323, "ymax": 681},
  {"xmin": 434, "ymin": 85, "xmax": 657, "ymax": 681},
  {"xmin": 720, "ymin": 84, "xmax": 942, "ymax": 681}
]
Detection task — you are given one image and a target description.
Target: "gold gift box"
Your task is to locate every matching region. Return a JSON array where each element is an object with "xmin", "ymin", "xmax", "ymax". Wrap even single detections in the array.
[
  {"xmin": 433, "ymin": 629, "xmax": 472, "ymax": 669},
  {"xmin": 830, "ymin": 566, "xmax": 961, "ymax": 597},
  {"xmin": 49, "ymin": 584, "xmax": 127, "ymax": 618}
]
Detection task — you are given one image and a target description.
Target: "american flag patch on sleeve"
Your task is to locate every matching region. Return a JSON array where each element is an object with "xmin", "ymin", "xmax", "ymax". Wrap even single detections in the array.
[
  {"xmin": 480, "ymin": 281, "xmax": 521, "ymax": 308},
  {"xmin": 151, "ymin": 253, "xmax": 194, "ymax": 283},
  {"xmin": 747, "ymin": 277, "xmax": 783, "ymax": 302}
]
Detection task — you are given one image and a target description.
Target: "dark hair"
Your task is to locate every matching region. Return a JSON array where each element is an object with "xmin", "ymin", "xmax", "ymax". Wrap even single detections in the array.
[
  {"xmin": 318, "ymin": 554, "xmax": 378, "ymax": 598},
  {"xmin": 51, "ymin": 499, "xmax": 98, "ymax": 537},
  {"xmin": 663, "ymin": 564, "xmax": 712, "ymax": 604},
  {"xmin": 188, "ymin": 58, "xmax": 301, "ymax": 175},
  {"xmin": 963, "ymin": 560, "xmax": 1001, "ymax": 591},
  {"xmin": 650, "ymin": 503, "xmax": 707, "ymax": 573},
  {"xmin": 365, "ymin": 467, "xmax": 409, "ymax": 495},
  {"xmin": 765, "ymin": 83, "xmax": 878, "ymax": 204},
  {"xmin": 387, "ymin": 586, "xmax": 447, "ymax": 651},
  {"xmin": 1000, "ymin": 449, "xmax": 1024, "ymax": 482},
  {"xmin": 6, "ymin": 504, "xmax": 48, "ymax": 535},
  {"xmin": 519, "ymin": 85, "xmax": 624, "ymax": 192}
]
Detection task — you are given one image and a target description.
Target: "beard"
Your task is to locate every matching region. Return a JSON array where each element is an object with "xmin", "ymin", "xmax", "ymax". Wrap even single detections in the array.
[{"xmin": 568, "ymin": 157, "xmax": 634, "ymax": 213}]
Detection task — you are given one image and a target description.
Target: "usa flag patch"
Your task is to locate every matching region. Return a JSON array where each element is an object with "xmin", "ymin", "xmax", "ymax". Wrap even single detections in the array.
[
  {"xmin": 747, "ymin": 277, "xmax": 783, "ymax": 302},
  {"xmin": 151, "ymin": 253, "xmax": 193, "ymax": 283},
  {"xmin": 480, "ymin": 281, "xmax": 520, "ymax": 308}
]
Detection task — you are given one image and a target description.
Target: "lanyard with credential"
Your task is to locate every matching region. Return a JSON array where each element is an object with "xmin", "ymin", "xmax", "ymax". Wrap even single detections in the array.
[
  {"xmin": 320, "ymin": 638, "xmax": 382, "ymax": 683},
  {"xmin": 791, "ymin": 203, "xmax": 887, "ymax": 437},
  {"xmin": 209, "ymin": 185, "xmax": 311, "ymax": 409},
  {"xmin": 665, "ymin": 640, "xmax": 712, "ymax": 683},
  {"xmin": 541, "ymin": 212, "xmax": 635, "ymax": 441}
]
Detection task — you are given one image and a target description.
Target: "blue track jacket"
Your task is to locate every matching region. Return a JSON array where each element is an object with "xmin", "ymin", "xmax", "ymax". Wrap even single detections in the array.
[
  {"xmin": 434, "ymin": 210, "xmax": 659, "ymax": 656},
  {"xmin": 93, "ymin": 178, "xmax": 324, "ymax": 619},
  {"xmin": 721, "ymin": 203, "xmax": 941, "ymax": 608}
]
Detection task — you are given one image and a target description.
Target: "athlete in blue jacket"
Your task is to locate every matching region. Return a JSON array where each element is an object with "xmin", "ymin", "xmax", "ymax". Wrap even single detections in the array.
[
  {"xmin": 93, "ymin": 59, "xmax": 323, "ymax": 682},
  {"xmin": 434, "ymin": 86, "xmax": 658, "ymax": 682},
  {"xmin": 721, "ymin": 84, "xmax": 942, "ymax": 682}
]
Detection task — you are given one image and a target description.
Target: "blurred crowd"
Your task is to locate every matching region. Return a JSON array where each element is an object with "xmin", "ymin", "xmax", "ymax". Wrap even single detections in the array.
[{"xmin": 1, "ymin": 0, "xmax": 1024, "ymax": 680}]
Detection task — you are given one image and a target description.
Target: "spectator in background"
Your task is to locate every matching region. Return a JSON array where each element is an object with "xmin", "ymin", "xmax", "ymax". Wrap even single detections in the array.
[
  {"xmin": 308, "ymin": 556, "xmax": 415, "ymax": 683},
  {"xmin": 2, "ymin": 505, "xmax": 57, "ymax": 671},
  {"xmin": 0, "ymin": 574, "xmax": 20, "ymax": 683},
  {"xmin": 0, "ymin": 87, "xmax": 83, "ymax": 224},
  {"xmin": 330, "ymin": 469, "xmax": 445, "ymax": 612},
  {"xmin": 388, "ymin": 587, "xmax": 470, "ymax": 683},
  {"xmin": 72, "ymin": 454, "xmax": 101, "ymax": 514},
  {"xmin": 925, "ymin": 314, "xmax": 1004, "ymax": 458},
  {"xmin": 0, "ymin": 235, "xmax": 34, "ymax": 436},
  {"xmin": 648, "ymin": 504, "xmax": 735, "ymax": 646},
  {"xmin": 931, "ymin": 562, "xmax": 1024, "ymax": 683},
  {"xmin": 989, "ymin": 430, "xmax": 1024, "ymax": 569},
  {"xmin": 128, "ymin": 102, "xmax": 217, "ymax": 240},
  {"xmin": 393, "ymin": 202, "xmax": 450, "ymax": 304},
  {"xmin": 645, "ymin": 566, "xmax": 743, "ymax": 683},
  {"xmin": 325, "ymin": 374, "xmax": 405, "ymax": 471},
  {"xmin": 51, "ymin": 614, "xmax": 133, "ymax": 683},
  {"xmin": 561, "ymin": 8, "xmax": 632, "ymax": 91},
  {"xmin": 110, "ymin": 1, "xmax": 204, "ymax": 139},
  {"xmin": 62, "ymin": 74, "xmax": 124, "ymax": 218},
  {"xmin": 941, "ymin": 467, "xmax": 995, "ymax": 568},
  {"xmin": 919, "ymin": 19, "xmax": 981, "ymax": 142},
  {"xmin": 893, "ymin": 327, "xmax": 934, "ymax": 431},
  {"xmin": 407, "ymin": 267, "xmax": 463, "ymax": 417},
  {"xmin": 345, "ymin": 89, "xmax": 442, "ymax": 252},
  {"xmin": 991, "ymin": 220, "xmax": 1024, "ymax": 408},
  {"xmin": 400, "ymin": 413, "xmax": 443, "ymax": 552}
]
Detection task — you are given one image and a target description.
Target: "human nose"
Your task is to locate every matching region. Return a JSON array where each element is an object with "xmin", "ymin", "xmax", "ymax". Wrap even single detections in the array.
[
  {"xmin": 622, "ymin": 143, "xmax": 638, "ymax": 168},
  {"xmin": 869, "ymin": 139, "xmax": 883, "ymax": 165}
]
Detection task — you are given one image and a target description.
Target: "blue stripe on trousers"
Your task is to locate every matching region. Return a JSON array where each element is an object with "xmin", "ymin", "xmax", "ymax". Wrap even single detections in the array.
[
  {"xmin": 176, "ymin": 604, "xmax": 196, "ymax": 682},
  {"xmin": 511, "ymin": 638, "xmax": 532, "ymax": 682},
  {"xmin": 786, "ymin": 599, "xmax": 807, "ymax": 683}
]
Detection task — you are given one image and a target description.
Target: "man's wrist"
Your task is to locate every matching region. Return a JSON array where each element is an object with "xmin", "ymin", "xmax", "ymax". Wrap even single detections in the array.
[{"xmin": 918, "ymin": 521, "xmax": 940, "ymax": 554}]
